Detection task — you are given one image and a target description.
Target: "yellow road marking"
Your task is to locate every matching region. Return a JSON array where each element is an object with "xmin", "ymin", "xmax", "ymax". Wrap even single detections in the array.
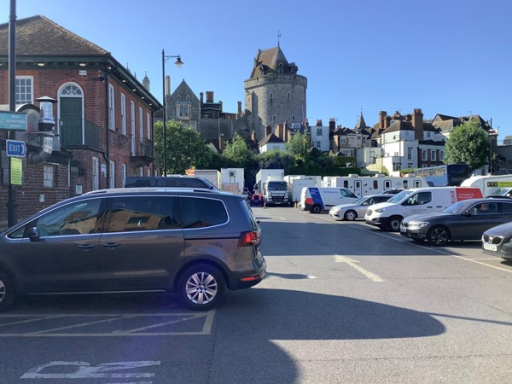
[{"xmin": 334, "ymin": 255, "xmax": 384, "ymax": 282}]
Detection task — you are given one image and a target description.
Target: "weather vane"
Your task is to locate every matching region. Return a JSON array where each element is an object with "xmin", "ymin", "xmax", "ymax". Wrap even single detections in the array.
[{"xmin": 278, "ymin": 30, "xmax": 282, "ymax": 47}]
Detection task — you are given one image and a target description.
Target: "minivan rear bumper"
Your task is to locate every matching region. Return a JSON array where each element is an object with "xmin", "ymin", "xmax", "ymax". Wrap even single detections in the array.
[{"xmin": 229, "ymin": 256, "xmax": 267, "ymax": 290}]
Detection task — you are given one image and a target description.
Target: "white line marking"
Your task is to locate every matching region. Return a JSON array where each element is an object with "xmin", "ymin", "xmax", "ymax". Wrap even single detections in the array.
[
  {"xmin": 0, "ymin": 332, "xmax": 209, "ymax": 337},
  {"xmin": 279, "ymin": 217, "xmax": 286, "ymax": 221},
  {"xmin": 334, "ymin": 255, "xmax": 384, "ymax": 282},
  {"xmin": 27, "ymin": 315, "xmax": 139, "ymax": 335},
  {"xmin": 452, "ymin": 255, "xmax": 512, "ymax": 274},
  {"xmin": 201, "ymin": 310, "xmax": 215, "ymax": 334},
  {"xmin": 306, "ymin": 275, "xmax": 317, "ymax": 279},
  {"xmin": 119, "ymin": 315, "xmax": 201, "ymax": 334},
  {"xmin": 0, "ymin": 315, "xmax": 66, "ymax": 328}
]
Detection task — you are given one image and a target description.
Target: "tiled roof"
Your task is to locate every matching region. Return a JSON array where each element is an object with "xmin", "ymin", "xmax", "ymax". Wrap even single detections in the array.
[
  {"xmin": 259, "ymin": 133, "xmax": 284, "ymax": 147},
  {"xmin": 249, "ymin": 46, "xmax": 298, "ymax": 79},
  {"xmin": 423, "ymin": 123, "xmax": 440, "ymax": 132},
  {"xmin": 383, "ymin": 121, "xmax": 414, "ymax": 133},
  {"xmin": 0, "ymin": 15, "xmax": 108, "ymax": 56}
]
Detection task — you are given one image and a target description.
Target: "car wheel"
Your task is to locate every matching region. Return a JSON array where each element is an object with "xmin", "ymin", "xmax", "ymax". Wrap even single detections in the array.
[
  {"xmin": 387, "ymin": 216, "xmax": 403, "ymax": 232},
  {"xmin": 427, "ymin": 226, "xmax": 450, "ymax": 246},
  {"xmin": 311, "ymin": 204, "xmax": 322, "ymax": 214},
  {"xmin": 177, "ymin": 264, "xmax": 226, "ymax": 311},
  {"xmin": 344, "ymin": 210, "xmax": 357, "ymax": 221},
  {"xmin": 0, "ymin": 271, "xmax": 16, "ymax": 312}
]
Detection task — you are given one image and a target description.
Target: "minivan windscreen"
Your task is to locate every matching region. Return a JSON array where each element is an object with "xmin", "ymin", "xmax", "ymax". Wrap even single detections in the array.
[{"xmin": 388, "ymin": 190, "xmax": 414, "ymax": 204}]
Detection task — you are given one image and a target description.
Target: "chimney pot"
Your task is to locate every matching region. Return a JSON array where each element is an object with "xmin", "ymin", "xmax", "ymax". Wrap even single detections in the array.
[
  {"xmin": 379, "ymin": 111, "xmax": 387, "ymax": 129},
  {"xmin": 206, "ymin": 91, "xmax": 214, "ymax": 103},
  {"xmin": 316, "ymin": 119, "xmax": 323, "ymax": 126},
  {"xmin": 200, "ymin": 92, "xmax": 204, "ymax": 103}
]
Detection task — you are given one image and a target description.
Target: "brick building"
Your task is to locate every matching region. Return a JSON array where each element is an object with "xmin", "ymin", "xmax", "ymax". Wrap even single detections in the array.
[{"xmin": 0, "ymin": 15, "xmax": 161, "ymax": 227}]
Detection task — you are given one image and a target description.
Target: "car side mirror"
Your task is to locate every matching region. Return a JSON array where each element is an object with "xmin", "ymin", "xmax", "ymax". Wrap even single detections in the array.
[
  {"xmin": 25, "ymin": 227, "xmax": 40, "ymax": 241},
  {"xmin": 463, "ymin": 210, "xmax": 474, "ymax": 216}
]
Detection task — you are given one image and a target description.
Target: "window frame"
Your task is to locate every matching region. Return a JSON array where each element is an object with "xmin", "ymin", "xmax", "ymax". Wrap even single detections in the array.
[
  {"xmin": 179, "ymin": 196, "xmax": 230, "ymax": 230},
  {"xmin": 120, "ymin": 93, "xmax": 126, "ymax": 135},
  {"xmin": 108, "ymin": 84, "xmax": 115, "ymax": 130},
  {"xmin": 15, "ymin": 75, "xmax": 34, "ymax": 104}
]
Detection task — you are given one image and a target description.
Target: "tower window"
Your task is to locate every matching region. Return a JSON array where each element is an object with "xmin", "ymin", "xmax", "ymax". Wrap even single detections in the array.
[
  {"xmin": 273, "ymin": 115, "xmax": 276, "ymax": 121},
  {"xmin": 288, "ymin": 93, "xmax": 290, "ymax": 98}
]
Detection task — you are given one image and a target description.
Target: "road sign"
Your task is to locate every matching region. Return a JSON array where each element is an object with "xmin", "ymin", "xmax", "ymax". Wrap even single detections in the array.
[
  {"xmin": 0, "ymin": 111, "xmax": 27, "ymax": 131},
  {"xmin": 6, "ymin": 139, "xmax": 27, "ymax": 157}
]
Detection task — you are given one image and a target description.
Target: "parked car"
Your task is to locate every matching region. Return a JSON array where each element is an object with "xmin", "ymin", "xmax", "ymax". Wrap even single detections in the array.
[
  {"xmin": 400, "ymin": 198, "xmax": 512, "ymax": 245},
  {"xmin": 0, "ymin": 188, "xmax": 266, "ymax": 312},
  {"xmin": 365, "ymin": 187, "xmax": 483, "ymax": 231},
  {"xmin": 124, "ymin": 176, "xmax": 217, "ymax": 190},
  {"xmin": 482, "ymin": 222, "xmax": 512, "ymax": 261},
  {"xmin": 329, "ymin": 194, "xmax": 392, "ymax": 221}
]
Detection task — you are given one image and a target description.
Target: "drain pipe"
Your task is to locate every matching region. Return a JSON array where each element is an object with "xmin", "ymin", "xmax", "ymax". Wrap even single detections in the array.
[{"xmin": 103, "ymin": 70, "xmax": 110, "ymax": 187}]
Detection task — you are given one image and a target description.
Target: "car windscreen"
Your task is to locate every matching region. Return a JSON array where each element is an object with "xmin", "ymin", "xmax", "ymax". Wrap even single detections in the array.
[
  {"xmin": 442, "ymin": 200, "xmax": 474, "ymax": 214},
  {"xmin": 267, "ymin": 181, "xmax": 287, "ymax": 191},
  {"xmin": 388, "ymin": 190, "xmax": 414, "ymax": 203}
]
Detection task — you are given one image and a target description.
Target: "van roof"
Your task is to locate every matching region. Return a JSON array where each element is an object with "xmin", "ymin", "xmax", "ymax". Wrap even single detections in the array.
[{"xmin": 84, "ymin": 187, "xmax": 228, "ymax": 195}]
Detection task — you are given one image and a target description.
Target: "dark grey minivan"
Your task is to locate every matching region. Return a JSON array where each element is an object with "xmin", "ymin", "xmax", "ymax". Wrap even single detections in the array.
[{"xmin": 0, "ymin": 189, "xmax": 266, "ymax": 311}]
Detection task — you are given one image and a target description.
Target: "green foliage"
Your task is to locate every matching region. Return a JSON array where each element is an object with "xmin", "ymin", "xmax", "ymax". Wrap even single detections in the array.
[
  {"xmin": 258, "ymin": 151, "xmax": 296, "ymax": 174},
  {"xmin": 444, "ymin": 120, "xmax": 489, "ymax": 170},
  {"xmin": 400, "ymin": 168, "xmax": 415, "ymax": 174},
  {"xmin": 222, "ymin": 133, "xmax": 255, "ymax": 167},
  {"xmin": 153, "ymin": 120, "xmax": 216, "ymax": 175},
  {"xmin": 285, "ymin": 133, "xmax": 310, "ymax": 161}
]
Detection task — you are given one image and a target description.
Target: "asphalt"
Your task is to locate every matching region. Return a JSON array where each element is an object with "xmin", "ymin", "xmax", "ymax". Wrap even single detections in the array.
[{"xmin": 0, "ymin": 207, "xmax": 511, "ymax": 383}]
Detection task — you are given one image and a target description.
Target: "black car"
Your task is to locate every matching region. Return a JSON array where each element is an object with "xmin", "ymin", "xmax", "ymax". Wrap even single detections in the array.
[
  {"xmin": 482, "ymin": 222, "xmax": 512, "ymax": 261},
  {"xmin": 0, "ymin": 189, "xmax": 266, "ymax": 312},
  {"xmin": 400, "ymin": 198, "xmax": 512, "ymax": 246}
]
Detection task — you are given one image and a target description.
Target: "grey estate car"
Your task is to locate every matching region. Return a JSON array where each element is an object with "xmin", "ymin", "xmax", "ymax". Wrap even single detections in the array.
[{"xmin": 0, "ymin": 188, "xmax": 266, "ymax": 311}]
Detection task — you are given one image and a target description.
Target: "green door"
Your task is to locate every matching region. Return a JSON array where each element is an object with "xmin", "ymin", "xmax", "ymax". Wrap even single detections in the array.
[{"xmin": 60, "ymin": 97, "xmax": 83, "ymax": 145}]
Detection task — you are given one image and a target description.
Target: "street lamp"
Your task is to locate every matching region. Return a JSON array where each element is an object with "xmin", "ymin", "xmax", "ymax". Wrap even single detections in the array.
[
  {"xmin": 161, "ymin": 49, "xmax": 183, "ymax": 176},
  {"xmin": 488, "ymin": 128, "xmax": 498, "ymax": 174}
]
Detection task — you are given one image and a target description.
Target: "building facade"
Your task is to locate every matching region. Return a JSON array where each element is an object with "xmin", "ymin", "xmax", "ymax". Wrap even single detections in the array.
[{"xmin": 0, "ymin": 15, "xmax": 161, "ymax": 227}]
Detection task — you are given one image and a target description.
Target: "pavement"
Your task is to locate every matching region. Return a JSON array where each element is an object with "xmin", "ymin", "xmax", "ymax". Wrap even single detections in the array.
[{"xmin": 0, "ymin": 207, "xmax": 511, "ymax": 383}]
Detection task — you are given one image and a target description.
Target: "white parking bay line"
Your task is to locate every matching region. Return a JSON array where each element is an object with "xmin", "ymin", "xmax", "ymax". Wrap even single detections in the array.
[
  {"xmin": 452, "ymin": 255, "xmax": 512, "ymax": 274},
  {"xmin": 334, "ymin": 255, "xmax": 384, "ymax": 282},
  {"xmin": 27, "ymin": 315, "xmax": 139, "ymax": 335}
]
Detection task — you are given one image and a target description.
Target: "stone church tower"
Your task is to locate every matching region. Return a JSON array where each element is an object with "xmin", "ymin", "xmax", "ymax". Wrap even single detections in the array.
[{"xmin": 244, "ymin": 46, "xmax": 307, "ymax": 140}]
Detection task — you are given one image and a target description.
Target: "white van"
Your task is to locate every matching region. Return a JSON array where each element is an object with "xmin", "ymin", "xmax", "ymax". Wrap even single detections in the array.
[
  {"xmin": 365, "ymin": 187, "xmax": 483, "ymax": 231},
  {"xmin": 301, "ymin": 187, "xmax": 358, "ymax": 213}
]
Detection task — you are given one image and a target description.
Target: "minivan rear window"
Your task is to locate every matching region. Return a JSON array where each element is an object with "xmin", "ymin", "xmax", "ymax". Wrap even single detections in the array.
[{"xmin": 180, "ymin": 197, "xmax": 228, "ymax": 229}]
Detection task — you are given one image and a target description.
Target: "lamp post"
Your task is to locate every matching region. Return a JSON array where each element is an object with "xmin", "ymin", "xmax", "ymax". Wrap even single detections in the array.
[
  {"xmin": 161, "ymin": 49, "xmax": 183, "ymax": 176},
  {"xmin": 488, "ymin": 128, "xmax": 498, "ymax": 174}
]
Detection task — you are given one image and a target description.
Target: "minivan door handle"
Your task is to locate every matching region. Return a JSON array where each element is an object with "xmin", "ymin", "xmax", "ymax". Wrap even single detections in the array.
[
  {"xmin": 427, "ymin": 206, "xmax": 433, "ymax": 208},
  {"xmin": 102, "ymin": 243, "xmax": 119, "ymax": 249},
  {"xmin": 78, "ymin": 244, "xmax": 95, "ymax": 251}
]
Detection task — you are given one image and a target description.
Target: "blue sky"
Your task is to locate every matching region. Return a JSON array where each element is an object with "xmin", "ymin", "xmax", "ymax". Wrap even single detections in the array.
[{"xmin": 2, "ymin": 0, "xmax": 511, "ymax": 137}]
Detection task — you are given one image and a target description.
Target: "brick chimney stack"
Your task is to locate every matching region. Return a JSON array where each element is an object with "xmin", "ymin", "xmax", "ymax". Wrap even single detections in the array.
[
  {"xmin": 328, "ymin": 118, "xmax": 336, "ymax": 132},
  {"xmin": 206, "ymin": 91, "xmax": 214, "ymax": 103},
  {"xmin": 316, "ymin": 119, "xmax": 323, "ymax": 127},
  {"xmin": 265, "ymin": 124, "xmax": 272, "ymax": 137},
  {"xmin": 412, "ymin": 108, "xmax": 424, "ymax": 141},
  {"xmin": 200, "ymin": 92, "xmax": 204, "ymax": 104},
  {"xmin": 218, "ymin": 134, "xmax": 225, "ymax": 152},
  {"xmin": 379, "ymin": 111, "xmax": 387, "ymax": 129},
  {"xmin": 237, "ymin": 101, "xmax": 242, "ymax": 117},
  {"xmin": 384, "ymin": 115, "xmax": 391, "ymax": 129}
]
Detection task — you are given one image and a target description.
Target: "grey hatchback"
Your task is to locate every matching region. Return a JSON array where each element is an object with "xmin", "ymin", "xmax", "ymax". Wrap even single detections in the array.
[{"xmin": 0, "ymin": 188, "xmax": 266, "ymax": 311}]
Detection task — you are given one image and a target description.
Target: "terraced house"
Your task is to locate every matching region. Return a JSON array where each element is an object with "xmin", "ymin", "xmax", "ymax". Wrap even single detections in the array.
[{"xmin": 0, "ymin": 15, "xmax": 161, "ymax": 227}]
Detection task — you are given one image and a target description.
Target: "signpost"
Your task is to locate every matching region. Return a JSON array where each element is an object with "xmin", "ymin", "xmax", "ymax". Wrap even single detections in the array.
[{"xmin": 6, "ymin": 139, "xmax": 27, "ymax": 157}]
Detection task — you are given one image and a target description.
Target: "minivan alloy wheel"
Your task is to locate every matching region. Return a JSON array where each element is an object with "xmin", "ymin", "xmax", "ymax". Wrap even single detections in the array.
[{"xmin": 186, "ymin": 272, "xmax": 218, "ymax": 305}]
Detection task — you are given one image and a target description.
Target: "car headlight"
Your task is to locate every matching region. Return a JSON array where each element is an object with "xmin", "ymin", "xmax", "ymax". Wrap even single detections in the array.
[
  {"xmin": 408, "ymin": 222, "xmax": 429, "ymax": 229},
  {"xmin": 375, "ymin": 208, "xmax": 386, "ymax": 213}
]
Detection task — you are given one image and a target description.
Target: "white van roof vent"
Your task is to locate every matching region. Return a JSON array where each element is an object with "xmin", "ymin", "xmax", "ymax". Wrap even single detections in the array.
[
  {"xmin": 374, "ymin": 174, "xmax": 385, "ymax": 178},
  {"xmin": 348, "ymin": 174, "xmax": 358, "ymax": 178},
  {"xmin": 405, "ymin": 174, "xmax": 416, "ymax": 178}
]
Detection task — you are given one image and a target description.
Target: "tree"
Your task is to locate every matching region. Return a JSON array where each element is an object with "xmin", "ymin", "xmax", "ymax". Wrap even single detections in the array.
[
  {"xmin": 285, "ymin": 132, "xmax": 310, "ymax": 161},
  {"xmin": 222, "ymin": 133, "xmax": 255, "ymax": 167},
  {"xmin": 258, "ymin": 151, "xmax": 296, "ymax": 175},
  {"xmin": 153, "ymin": 120, "xmax": 215, "ymax": 175},
  {"xmin": 444, "ymin": 120, "xmax": 489, "ymax": 170}
]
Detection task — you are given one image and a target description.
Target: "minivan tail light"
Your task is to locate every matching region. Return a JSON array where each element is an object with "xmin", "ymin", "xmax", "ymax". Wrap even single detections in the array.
[{"xmin": 238, "ymin": 231, "xmax": 260, "ymax": 247}]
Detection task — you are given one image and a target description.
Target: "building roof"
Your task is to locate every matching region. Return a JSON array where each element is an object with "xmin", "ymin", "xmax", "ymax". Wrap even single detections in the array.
[
  {"xmin": 0, "ymin": 15, "xmax": 108, "ymax": 56},
  {"xmin": 383, "ymin": 121, "xmax": 415, "ymax": 133},
  {"xmin": 423, "ymin": 123, "xmax": 440, "ymax": 132},
  {"xmin": 355, "ymin": 112, "xmax": 367, "ymax": 130},
  {"xmin": 171, "ymin": 80, "xmax": 200, "ymax": 103},
  {"xmin": 249, "ymin": 46, "xmax": 298, "ymax": 79},
  {"xmin": 259, "ymin": 133, "xmax": 284, "ymax": 147}
]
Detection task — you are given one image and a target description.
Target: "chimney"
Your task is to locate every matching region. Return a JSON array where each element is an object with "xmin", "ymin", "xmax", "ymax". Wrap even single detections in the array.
[
  {"xmin": 412, "ymin": 108, "xmax": 424, "ymax": 141},
  {"xmin": 165, "ymin": 76, "xmax": 171, "ymax": 96},
  {"xmin": 251, "ymin": 130, "xmax": 257, "ymax": 142},
  {"xmin": 384, "ymin": 115, "xmax": 391, "ymax": 129},
  {"xmin": 329, "ymin": 118, "xmax": 336, "ymax": 132},
  {"xmin": 265, "ymin": 124, "xmax": 272, "ymax": 137},
  {"xmin": 206, "ymin": 91, "xmax": 214, "ymax": 103},
  {"xmin": 200, "ymin": 92, "xmax": 204, "ymax": 104},
  {"xmin": 218, "ymin": 134, "xmax": 225, "ymax": 152},
  {"xmin": 237, "ymin": 101, "xmax": 242, "ymax": 117},
  {"xmin": 316, "ymin": 119, "xmax": 323, "ymax": 127},
  {"xmin": 379, "ymin": 111, "xmax": 387, "ymax": 129}
]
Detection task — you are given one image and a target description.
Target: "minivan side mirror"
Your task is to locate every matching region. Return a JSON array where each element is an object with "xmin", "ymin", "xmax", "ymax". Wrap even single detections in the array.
[{"xmin": 25, "ymin": 227, "xmax": 40, "ymax": 241}]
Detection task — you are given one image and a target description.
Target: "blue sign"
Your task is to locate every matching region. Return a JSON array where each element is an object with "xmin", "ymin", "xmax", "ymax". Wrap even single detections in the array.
[
  {"xmin": 6, "ymin": 140, "xmax": 27, "ymax": 158},
  {"xmin": 0, "ymin": 111, "xmax": 27, "ymax": 131},
  {"xmin": 309, "ymin": 188, "xmax": 324, "ymax": 209}
]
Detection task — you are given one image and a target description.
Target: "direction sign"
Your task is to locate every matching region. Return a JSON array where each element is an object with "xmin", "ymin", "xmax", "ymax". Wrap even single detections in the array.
[
  {"xmin": 0, "ymin": 111, "xmax": 27, "ymax": 131},
  {"xmin": 6, "ymin": 139, "xmax": 27, "ymax": 158}
]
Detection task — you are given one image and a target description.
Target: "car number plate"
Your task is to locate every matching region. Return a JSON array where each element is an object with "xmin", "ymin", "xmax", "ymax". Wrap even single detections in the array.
[{"xmin": 483, "ymin": 243, "xmax": 497, "ymax": 251}]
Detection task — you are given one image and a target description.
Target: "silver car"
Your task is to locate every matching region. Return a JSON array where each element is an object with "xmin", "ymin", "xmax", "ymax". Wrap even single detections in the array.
[{"xmin": 329, "ymin": 194, "xmax": 392, "ymax": 221}]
